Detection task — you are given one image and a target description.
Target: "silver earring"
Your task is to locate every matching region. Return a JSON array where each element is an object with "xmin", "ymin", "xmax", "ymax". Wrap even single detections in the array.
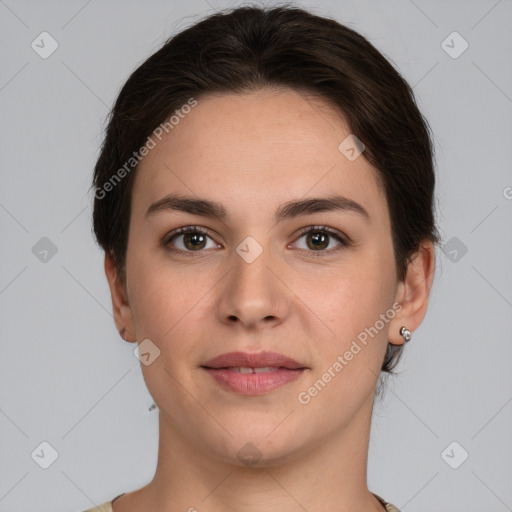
[
  {"xmin": 400, "ymin": 326, "xmax": 412, "ymax": 342},
  {"xmin": 119, "ymin": 327, "xmax": 127, "ymax": 340}
]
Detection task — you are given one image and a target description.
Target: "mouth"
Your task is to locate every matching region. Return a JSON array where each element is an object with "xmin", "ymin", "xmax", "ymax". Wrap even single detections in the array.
[
  {"xmin": 201, "ymin": 366, "xmax": 306, "ymax": 395},
  {"xmin": 203, "ymin": 366, "xmax": 297, "ymax": 373},
  {"xmin": 201, "ymin": 350, "xmax": 307, "ymax": 370},
  {"xmin": 200, "ymin": 351, "xmax": 308, "ymax": 395}
]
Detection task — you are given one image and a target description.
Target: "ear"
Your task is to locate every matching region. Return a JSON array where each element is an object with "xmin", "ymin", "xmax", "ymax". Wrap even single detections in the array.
[
  {"xmin": 389, "ymin": 240, "xmax": 436, "ymax": 346},
  {"xmin": 104, "ymin": 252, "xmax": 137, "ymax": 343}
]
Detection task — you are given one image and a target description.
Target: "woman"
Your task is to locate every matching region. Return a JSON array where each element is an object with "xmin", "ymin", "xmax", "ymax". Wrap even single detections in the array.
[{"xmin": 85, "ymin": 4, "xmax": 438, "ymax": 511}]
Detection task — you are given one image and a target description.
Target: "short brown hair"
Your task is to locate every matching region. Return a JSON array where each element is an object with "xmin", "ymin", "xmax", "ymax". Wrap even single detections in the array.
[{"xmin": 91, "ymin": 4, "xmax": 440, "ymax": 374}]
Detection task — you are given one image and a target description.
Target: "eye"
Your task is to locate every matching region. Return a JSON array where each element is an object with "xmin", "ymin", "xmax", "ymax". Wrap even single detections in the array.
[
  {"xmin": 291, "ymin": 226, "xmax": 349, "ymax": 256},
  {"xmin": 163, "ymin": 226, "xmax": 219, "ymax": 254},
  {"xmin": 162, "ymin": 225, "xmax": 350, "ymax": 257}
]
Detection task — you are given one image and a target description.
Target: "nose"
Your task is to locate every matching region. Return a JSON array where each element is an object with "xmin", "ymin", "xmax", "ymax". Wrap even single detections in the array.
[{"xmin": 215, "ymin": 243, "xmax": 290, "ymax": 331}]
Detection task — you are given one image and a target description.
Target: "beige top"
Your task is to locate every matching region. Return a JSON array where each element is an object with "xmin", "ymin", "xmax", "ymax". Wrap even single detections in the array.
[{"xmin": 82, "ymin": 492, "xmax": 401, "ymax": 511}]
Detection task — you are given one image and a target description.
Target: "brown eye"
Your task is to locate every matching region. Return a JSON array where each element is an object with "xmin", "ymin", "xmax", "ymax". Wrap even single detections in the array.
[
  {"xmin": 292, "ymin": 226, "xmax": 349, "ymax": 255},
  {"xmin": 305, "ymin": 231, "xmax": 329, "ymax": 250},
  {"xmin": 164, "ymin": 226, "xmax": 218, "ymax": 254},
  {"xmin": 182, "ymin": 232, "xmax": 207, "ymax": 250}
]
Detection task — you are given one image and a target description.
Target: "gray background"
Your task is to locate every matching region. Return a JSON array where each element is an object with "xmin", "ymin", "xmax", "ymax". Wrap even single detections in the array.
[{"xmin": 1, "ymin": 0, "xmax": 511, "ymax": 511}]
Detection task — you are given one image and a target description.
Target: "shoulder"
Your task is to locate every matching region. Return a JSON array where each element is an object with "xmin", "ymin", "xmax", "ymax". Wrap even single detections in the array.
[
  {"xmin": 79, "ymin": 492, "xmax": 126, "ymax": 512},
  {"xmin": 373, "ymin": 492, "xmax": 401, "ymax": 512},
  {"xmin": 80, "ymin": 501, "xmax": 113, "ymax": 512}
]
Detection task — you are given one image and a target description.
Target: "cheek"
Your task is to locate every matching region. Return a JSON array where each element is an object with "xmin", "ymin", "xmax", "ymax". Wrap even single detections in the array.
[
  {"xmin": 299, "ymin": 275, "xmax": 391, "ymax": 413},
  {"xmin": 126, "ymin": 252, "xmax": 193, "ymax": 339},
  {"xmin": 126, "ymin": 257, "xmax": 204, "ymax": 401},
  {"xmin": 125, "ymin": 252, "xmax": 223, "ymax": 375},
  {"xmin": 315, "ymin": 264, "xmax": 385, "ymax": 325},
  {"xmin": 309, "ymin": 263, "xmax": 394, "ymax": 366}
]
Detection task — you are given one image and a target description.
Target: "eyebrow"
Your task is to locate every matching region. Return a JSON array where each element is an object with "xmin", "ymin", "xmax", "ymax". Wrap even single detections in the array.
[{"xmin": 145, "ymin": 193, "xmax": 370, "ymax": 223}]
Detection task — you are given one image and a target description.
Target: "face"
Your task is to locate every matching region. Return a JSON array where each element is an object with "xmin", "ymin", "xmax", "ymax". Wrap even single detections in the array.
[{"xmin": 109, "ymin": 88, "xmax": 411, "ymax": 466}]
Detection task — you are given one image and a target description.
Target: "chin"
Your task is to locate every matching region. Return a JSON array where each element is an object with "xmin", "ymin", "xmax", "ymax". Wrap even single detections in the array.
[{"xmin": 210, "ymin": 429, "xmax": 309, "ymax": 469}]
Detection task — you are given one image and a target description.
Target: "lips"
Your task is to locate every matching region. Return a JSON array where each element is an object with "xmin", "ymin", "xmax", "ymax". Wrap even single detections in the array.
[
  {"xmin": 201, "ymin": 351, "xmax": 308, "ymax": 395},
  {"xmin": 201, "ymin": 350, "xmax": 306, "ymax": 370}
]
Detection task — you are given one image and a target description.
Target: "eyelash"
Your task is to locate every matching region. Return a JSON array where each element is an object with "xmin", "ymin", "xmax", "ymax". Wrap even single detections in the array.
[{"xmin": 162, "ymin": 225, "xmax": 350, "ymax": 258}]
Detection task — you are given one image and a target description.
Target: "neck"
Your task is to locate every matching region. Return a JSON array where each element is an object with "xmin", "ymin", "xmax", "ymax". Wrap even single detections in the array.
[{"xmin": 131, "ymin": 392, "xmax": 384, "ymax": 512}]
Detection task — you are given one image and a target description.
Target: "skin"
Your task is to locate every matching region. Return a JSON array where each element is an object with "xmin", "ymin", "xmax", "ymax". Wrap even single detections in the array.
[{"xmin": 105, "ymin": 88, "xmax": 435, "ymax": 512}]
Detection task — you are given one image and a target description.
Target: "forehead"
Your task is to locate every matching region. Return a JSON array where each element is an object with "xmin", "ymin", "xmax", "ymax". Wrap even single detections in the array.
[{"xmin": 131, "ymin": 88, "xmax": 387, "ymax": 223}]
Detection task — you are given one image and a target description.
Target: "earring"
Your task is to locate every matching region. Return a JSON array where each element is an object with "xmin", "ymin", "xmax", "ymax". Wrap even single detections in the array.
[
  {"xmin": 119, "ymin": 327, "xmax": 127, "ymax": 340},
  {"xmin": 400, "ymin": 326, "xmax": 412, "ymax": 342}
]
